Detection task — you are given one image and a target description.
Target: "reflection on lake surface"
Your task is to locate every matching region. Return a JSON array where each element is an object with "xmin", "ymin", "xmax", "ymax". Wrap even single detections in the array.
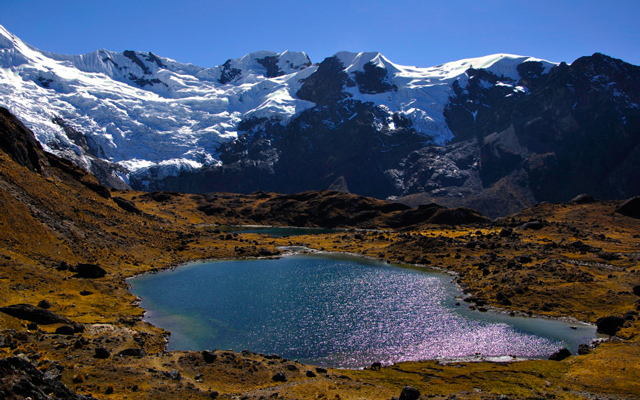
[{"xmin": 128, "ymin": 254, "xmax": 595, "ymax": 368}]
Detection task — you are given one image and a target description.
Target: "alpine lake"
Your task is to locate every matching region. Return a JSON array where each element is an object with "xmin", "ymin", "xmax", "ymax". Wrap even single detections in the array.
[{"xmin": 128, "ymin": 228, "xmax": 596, "ymax": 369}]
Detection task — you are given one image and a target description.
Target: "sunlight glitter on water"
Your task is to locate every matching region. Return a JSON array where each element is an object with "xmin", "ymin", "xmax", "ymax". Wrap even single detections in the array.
[{"xmin": 128, "ymin": 254, "xmax": 595, "ymax": 369}]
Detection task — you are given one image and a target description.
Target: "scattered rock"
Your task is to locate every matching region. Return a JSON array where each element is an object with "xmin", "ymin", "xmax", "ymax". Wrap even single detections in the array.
[
  {"xmin": 0, "ymin": 303, "xmax": 73, "ymax": 325},
  {"xmin": 548, "ymin": 348, "xmax": 571, "ymax": 361},
  {"xmin": 399, "ymin": 385, "xmax": 421, "ymax": 400},
  {"xmin": 615, "ymin": 197, "xmax": 640, "ymax": 219},
  {"xmin": 596, "ymin": 315, "xmax": 626, "ymax": 335},
  {"xmin": 272, "ymin": 371, "xmax": 288, "ymax": 382}
]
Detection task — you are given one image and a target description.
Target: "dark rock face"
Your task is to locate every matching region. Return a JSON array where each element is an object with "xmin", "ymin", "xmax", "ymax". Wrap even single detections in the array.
[
  {"xmin": 0, "ymin": 356, "xmax": 97, "ymax": 400},
  {"xmin": 399, "ymin": 385, "xmax": 421, "ymax": 400},
  {"xmin": 0, "ymin": 304, "xmax": 72, "ymax": 325},
  {"xmin": 596, "ymin": 315, "xmax": 626, "ymax": 335},
  {"xmin": 616, "ymin": 197, "xmax": 640, "ymax": 219},
  {"xmin": 446, "ymin": 53, "xmax": 640, "ymax": 204},
  {"xmin": 256, "ymin": 56, "xmax": 283, "ymax": 78},
  {"xmin": 219, "ymin": 59, "xmax": 242, "ymax": 84},
  {"xmin": 353, "ymin": 62, "xmax": 397, "ymax": 94},
  {"xmin": 0, "ymin": 107, "xmax": 47, "ymax": 173}
]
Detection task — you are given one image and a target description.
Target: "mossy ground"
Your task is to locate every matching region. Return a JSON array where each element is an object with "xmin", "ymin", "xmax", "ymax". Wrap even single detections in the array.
[{"xmin": 1, "ymin": 151, "xmax": 640, "ymax": 399}]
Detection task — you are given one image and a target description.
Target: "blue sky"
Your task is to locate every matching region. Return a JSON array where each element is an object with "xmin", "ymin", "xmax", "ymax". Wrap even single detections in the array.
[{"xmin": 1, "ymin": 0, "xmax": 639, "ymax": 68}]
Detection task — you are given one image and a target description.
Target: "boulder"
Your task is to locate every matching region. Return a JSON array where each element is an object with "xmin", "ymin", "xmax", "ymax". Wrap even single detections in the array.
[
  {"xmin": 578, "ymin": 344, "xmax": 591, "ymax": 355},
  {"xmin": 55, "ymin": 325, "xmax": 75, "ymax": 335},
  {"xmin": 94, "ymin": 347, "xmax": 110, "ymax": 359},
  {"xmin": 548, "ymin": 347, "xmax": 571, "ymax": 361},
  {"xmin": 0, "ymin": 303, "xmax": 72, "ymax": 325},
  {"xmin": 272, "ymin": 371, "xmax": 288, "ymax": 382},
  {"xmin": 596, "ymin": 315, "xmax": 626, "ymax": 335},
  {"xmin": 202, "ymin": 350, "xmax": 217, "ymax": 363},
  {"xmin": 571, "ymin": 193, "xmax": 596, "ymax": 204},
  {"xmin": 72, "ymin": 263, "xmax": 107, "ymax": 278},
  {"xmin": 37, "ymin": 300, "xmax": 52, "ymax": 309},
  {"xmin": 520, "ymin": 220, "xmax": 544, "ymax": 230},
  {"xmin": 117, "ymin": 348, "xmax": 146, "ymax": 358},
  {"xmin": 633, "ymin": 285, "xmax": 640, "ymax": 296},
  {"xmin": 616, "ymin": 197, "xmax": 640, "ymax": 219},
  {"xmin": 399, "ymin": 386, "xmax": 421, "ymax": 400}
]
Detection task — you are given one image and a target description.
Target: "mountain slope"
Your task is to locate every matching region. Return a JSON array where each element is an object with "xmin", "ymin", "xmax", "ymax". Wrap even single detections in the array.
[{"xmin": 2, "ymin": 25, "xmax": 639, "ymax": 216}]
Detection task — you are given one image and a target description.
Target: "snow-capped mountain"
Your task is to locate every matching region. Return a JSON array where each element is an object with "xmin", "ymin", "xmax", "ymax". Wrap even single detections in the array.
[
  {"xmin": 0, "ymin": 25, "xmax": 550, "ymax": 183},
  {"xmin": 1, "ymin": 24, "xmax": 639, "ymax": 217}
]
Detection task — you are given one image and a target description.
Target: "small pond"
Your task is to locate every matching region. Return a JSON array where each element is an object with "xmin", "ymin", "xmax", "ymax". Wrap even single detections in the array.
[{"xmin": 128, "ymin": 253, "xmax": 596, "ymax": 368}]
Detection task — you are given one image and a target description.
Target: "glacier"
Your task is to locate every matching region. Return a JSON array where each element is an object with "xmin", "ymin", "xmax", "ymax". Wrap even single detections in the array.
[{"xmin": 0, "ymin": 24, "xmax": 557, "ymax": 187}]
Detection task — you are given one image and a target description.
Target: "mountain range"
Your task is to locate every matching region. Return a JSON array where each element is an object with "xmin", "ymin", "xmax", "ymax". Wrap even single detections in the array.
[{"xmin": 1, "ymin": 25, "xmax": 639, "ymax": 217}]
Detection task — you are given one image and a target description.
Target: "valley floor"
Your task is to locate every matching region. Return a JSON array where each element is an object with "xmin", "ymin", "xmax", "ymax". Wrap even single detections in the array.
[{"xmin": 1, "ymin": 147, "xmax": 640, "ymax": 399}]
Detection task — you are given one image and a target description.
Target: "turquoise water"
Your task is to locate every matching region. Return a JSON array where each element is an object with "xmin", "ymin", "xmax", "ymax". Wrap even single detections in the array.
[{"xmin": 128, "ymin": 254, "xmax": 595, "ymax": 368}]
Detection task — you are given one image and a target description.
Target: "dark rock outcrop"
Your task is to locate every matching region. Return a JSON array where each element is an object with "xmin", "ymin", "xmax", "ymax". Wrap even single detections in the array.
[
  {"xmin": 0, "ymin": 304, "xmax": 72, "ymax": 325},
  {"xmin": 616, "ymin": 197, "xmax": 640, "ymax": 219},
  {"xmin": 596, "ymin": 315, "xmax": 626, "ymax": 335},
  {"xmin": 0, "ymin": 356, "xmax": 97, "ymax": 400},
  {"xmin": 112, "ymin": 196, "xmax": 142, "ymax": 214}
]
